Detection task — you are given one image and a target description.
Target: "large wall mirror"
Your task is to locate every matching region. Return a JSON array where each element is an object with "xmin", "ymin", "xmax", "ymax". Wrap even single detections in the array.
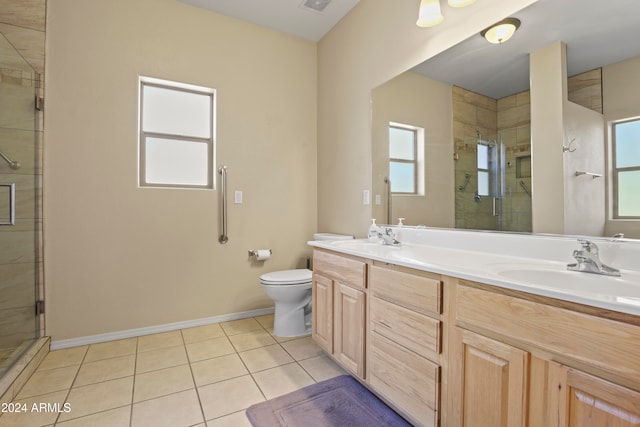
[{"xmin": 372, "ymin": 0, "xmax": 640, "ymax": 239}]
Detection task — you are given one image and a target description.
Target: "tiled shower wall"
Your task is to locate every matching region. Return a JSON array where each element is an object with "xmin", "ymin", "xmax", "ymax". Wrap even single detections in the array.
[
  {"xmin": 452, "ymin": 85, "xmax": 532, "ymax": 232},
  {"xmin": 453, "ymin": 69, "xmax": 602, "ymax": 232},
  {"xmin": 452, "ymin": 85, "xmax": 499, "ymax": 231},
  {"xmin": 497, "ymin": 90, "xmax": 532, "ymax": 232},
  {"xmin": 0, "ymin": 0, "xmax": 46, "ymax": 352}
]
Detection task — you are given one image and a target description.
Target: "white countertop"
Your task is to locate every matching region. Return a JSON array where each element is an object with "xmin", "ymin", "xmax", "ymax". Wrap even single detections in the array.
[{"xmin": 309, "ymin": 231, "xmax": 640, "ymax": 317}]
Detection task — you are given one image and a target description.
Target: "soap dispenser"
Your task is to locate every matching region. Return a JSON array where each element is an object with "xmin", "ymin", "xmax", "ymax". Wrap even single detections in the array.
[{"xmin": 368, "ymin": 219, "xmax": 379, "ymax": 242}]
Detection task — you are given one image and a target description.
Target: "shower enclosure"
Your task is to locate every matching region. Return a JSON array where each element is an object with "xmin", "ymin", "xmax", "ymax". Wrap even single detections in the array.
[
  {"xmin": 455, "ymin": 132, "xmax": 532, "ymax": 232},
  {"xmin": 0, "ymin": 33, "xmax": 43, "ymax": 377}
]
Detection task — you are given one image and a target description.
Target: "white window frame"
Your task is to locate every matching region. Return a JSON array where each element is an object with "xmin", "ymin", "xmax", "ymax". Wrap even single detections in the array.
[
  {"xmin": 612, "ymin": 118, "xmax": 640, "ymax": 219},
  {"xmin": 388, "ymin": 122, "xmax": 425, "ymax": 195},
  {"xmin": 138, "ymin": 76, "xmax": 216, "ymax": 189},
  {"xmin": 477, "ymin": 144, "xmax": 491, "ymax": 197}
]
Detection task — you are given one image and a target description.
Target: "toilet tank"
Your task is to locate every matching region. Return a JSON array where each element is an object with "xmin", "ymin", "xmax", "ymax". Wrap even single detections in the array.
[{"xmin": 313, "ymin": 233, "xmax": 354, "ymax": 241}]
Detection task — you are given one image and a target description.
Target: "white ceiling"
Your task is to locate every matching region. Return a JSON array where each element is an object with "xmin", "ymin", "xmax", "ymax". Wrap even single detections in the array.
[
  {"xmin": 178, "ymin": 0, "xmax": 640, "ymax": 98},
  {"xmin": 413, "ymin": 0, "xmax": 640, "ymax": 98},
  {"xmin": 177, "ymin": 0, "xmax": 360, "ymax": 42}
]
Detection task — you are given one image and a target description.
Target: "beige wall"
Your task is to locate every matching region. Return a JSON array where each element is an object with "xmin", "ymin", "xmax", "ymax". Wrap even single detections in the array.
[
  {"xmin": 371, "ymin": 71, "xmax": 453, "ymax": 227},
  {"xmin": 603, "ymin": 56, "xmax": 640, "ymax": 238},
  {"xmin": 530, "ymin": 42, "xmax": 567, "ymax": 234},
  {"xmin": 45, "ymin": 0, "xmax": 317, "ymax": 340},
  {"xmin": 317, "ymin": 0, "xmax": 538, "ymax": 237},
  {"xmin": 531, "ymin": 42, "xmax": 607, "ymax": 237},
  {"xmin": 563, "ymin": 102, "xmax": 605, "ymax": 236}
]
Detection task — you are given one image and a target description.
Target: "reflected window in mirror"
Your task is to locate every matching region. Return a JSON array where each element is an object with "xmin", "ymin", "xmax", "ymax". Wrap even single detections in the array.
[
  {"xmin": 389, "ymin": 123, "xmax": 424, "ymax": 194},
  {"xmin": 613, "ymin": 119, "xmax": 640, "ymax": 218},
  {"xmin": 477, "ymin": 144, "xmax": 490, "ymax": 196}
]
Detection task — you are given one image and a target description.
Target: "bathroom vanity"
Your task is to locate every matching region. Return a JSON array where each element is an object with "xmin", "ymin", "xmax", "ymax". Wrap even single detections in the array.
[{"xmin": 309, "ymin": 229, "xmax": 640, "ymax": 427}]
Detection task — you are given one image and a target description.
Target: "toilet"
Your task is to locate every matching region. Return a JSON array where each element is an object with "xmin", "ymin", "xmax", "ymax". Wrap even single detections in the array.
[{"xmin": 260, "ymin": 233, "xmax": 353, "ymax": 337}]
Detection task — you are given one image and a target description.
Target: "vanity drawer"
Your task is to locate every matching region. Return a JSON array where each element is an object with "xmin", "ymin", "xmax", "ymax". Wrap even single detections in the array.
[
  {"xmin": 313, "ymin": 249, "xmax": 367, "ymax": 289},
  {"xmin": 370, "ymin": 296, "xmax": 441, "ymax": 362},
  {"xmin": 368, "ymin": 332, "xmax": 439, "ymax": 427},
  {"xmin": 370, "ymin": 265, "xmax": 442, "ymax": 317}
]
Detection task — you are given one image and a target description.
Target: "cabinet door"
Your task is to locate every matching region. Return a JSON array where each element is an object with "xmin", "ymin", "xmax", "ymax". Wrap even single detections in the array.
[
  {"xmin": 546, "ymin": 362, "xmax": 640, "ymax": 427},
  {"xmin": 452, "ymin": 328, "xmax": 529, "ymax": 427},
  {"xmin": 312, "ymin": 274, "xmax": 333, "ymax": 353},
  {"xmin": 334, "ymin": 282, "xmax": 365, "ymax": 378}
]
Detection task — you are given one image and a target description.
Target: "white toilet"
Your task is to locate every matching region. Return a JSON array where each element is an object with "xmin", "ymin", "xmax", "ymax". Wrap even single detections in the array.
[{"xmin": 260, "ymin": 233, "xmax": 353, "ymax": 337}]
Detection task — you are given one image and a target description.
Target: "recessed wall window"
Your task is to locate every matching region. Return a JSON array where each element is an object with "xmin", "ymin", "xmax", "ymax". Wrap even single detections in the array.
[
  {"xmin": 389, "ymin": 124, "xmax": 423, "ymax": 194},
  {"xmin": 612, "ymin": 118, "xmax": 640, "ymax": 218},
  {"xmin": 139, "ymin": 77, "xmax": 215, "ymax": 189}
]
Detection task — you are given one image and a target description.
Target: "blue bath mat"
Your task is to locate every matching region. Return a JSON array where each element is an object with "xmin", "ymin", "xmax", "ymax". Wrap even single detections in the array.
[{"xmin": 245, "ymin": 375, "xmax": 411, "ymax": 427}]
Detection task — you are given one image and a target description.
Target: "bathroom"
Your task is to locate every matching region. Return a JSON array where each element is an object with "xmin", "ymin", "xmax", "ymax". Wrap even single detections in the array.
[{"xmin": 2, "ymin": 0, "xmax": 640, "ymax": 425}]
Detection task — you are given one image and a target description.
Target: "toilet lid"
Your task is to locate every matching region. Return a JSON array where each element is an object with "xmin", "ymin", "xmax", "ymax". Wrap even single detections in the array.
[{"xmin": 260, "ymin": 269, "xmax": 312, "ymax": 285}]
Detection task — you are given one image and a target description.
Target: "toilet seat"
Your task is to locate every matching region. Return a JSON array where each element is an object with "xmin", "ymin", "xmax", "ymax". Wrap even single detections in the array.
[{"xmin": 260, "ymin": 269, "xmax": 312, "ymax": 286}]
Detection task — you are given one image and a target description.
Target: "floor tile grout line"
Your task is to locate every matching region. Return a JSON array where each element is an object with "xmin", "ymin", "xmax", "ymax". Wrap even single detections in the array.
[
  {"xmin": 52, "ymin": 403, "xmax": 132, "ymax": 426},
  {"xmin": 15, "ymin": 316, "xmax": 330, "ymax": 426},
  {"xmin": 181, "ymin": 328, "xmax": 207, "ymax": 426},
  {"xmin": 52, "ymin": 344, "xmax": 89, "ymax": 425},
  {"xmin": 222, "ymin": 318, "xmax": 270, "ymax": 415},
  {"xmin": 129, "ymin": 336, "xmax": 139, "ymax": 427}
]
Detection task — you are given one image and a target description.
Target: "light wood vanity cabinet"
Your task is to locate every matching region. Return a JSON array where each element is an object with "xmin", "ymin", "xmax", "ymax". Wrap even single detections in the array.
[
  {"xmin": 544, "ymin": 361, "xmax": 640, "ymax": 427},
  {"xmin": 312, "ymin": 248, "xmax": 640, "ymax": 427},
  {"xmin": 368, "ymin": 263, "xmax": 443, "ymax": 427},
  {"xmin": 311, "ymin": 249, "xmax": 366, "ymax": 379},
  {"xmin": 449, "ymin": 327, "xmax": 529, "ymax": 427},
  {"xmin": 448, "ymin": 280, "xmax": 640, "ymax": 427}
]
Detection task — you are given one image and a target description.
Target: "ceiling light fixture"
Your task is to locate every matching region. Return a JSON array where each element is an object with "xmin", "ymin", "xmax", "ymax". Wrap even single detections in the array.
[
  {"xmin": 416, "ymin": 0, "xmax": 444, "ymax": 27},
  {"xmin": 416, "ymin": 0, "xmax": 475, "ymax": 28},
  {"xmin": 481, "ymin": 18, "xmax": 521, "ymax": 44},
  {"xmin": 448, "ymin": 0, "xmax": 476, "ymax": 7}
]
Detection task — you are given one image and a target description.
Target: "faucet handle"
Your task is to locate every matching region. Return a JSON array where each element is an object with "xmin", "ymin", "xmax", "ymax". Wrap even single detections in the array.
[{"xmin": 577, "ymin": 238, "xmax": 598, "ymax": 253}]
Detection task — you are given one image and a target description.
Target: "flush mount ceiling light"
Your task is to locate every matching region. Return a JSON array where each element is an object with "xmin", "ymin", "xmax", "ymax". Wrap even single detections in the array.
[
  {"xmin": 416, "ymin": 0, "xmax": 444, "ymax": 27},
  {"xmin": 481, "ymin": 18, "xmax": 521, "ymax": 44},
  {"xmin": 416, "ymin": 0, "xmax": 475, "ymax": 28}
]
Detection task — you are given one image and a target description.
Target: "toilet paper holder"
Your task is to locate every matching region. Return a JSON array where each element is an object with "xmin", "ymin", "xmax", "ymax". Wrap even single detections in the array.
[{"xmin": 248, "ymin": 249, "xmax": 272, "ymax": 259}]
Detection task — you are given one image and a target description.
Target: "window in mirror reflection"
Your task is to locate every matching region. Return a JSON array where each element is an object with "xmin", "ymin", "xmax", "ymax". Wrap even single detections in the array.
[
  {"xmin": 389, "ymin": 123, "xmax": 423, "ymax": 194},
  {"xmin": 613, "ymin": 119, "xmax": 640, "ymax": 218},
  {"xmin": 477, "ymin": 144, "xmax": 490, "ymax": 196}
]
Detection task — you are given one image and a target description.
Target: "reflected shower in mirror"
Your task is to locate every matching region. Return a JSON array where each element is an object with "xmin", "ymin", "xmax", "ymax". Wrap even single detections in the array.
[{"xmin": 371, "ymin": 0, "xmax": 640, "ymax": 239}]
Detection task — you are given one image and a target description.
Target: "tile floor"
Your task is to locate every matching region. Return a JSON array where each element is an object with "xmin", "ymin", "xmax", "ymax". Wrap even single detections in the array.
[{"xmin": 0, "ymin": 315, "xmax": 346, "ymax": 427}]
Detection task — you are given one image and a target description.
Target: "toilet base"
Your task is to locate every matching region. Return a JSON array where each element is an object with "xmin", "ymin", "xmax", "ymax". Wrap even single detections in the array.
[{"xmin": 272, "ymin": 301, "xmax": 312, "ymax": 337}]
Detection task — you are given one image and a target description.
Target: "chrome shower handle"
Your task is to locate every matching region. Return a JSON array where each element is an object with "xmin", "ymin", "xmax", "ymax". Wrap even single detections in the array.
[{"xmin": 0, "ymin": 149, "xmax": 21, "ymax": 170}]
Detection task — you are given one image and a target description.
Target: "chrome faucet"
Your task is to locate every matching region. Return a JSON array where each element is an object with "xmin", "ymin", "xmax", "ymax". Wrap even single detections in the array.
[
  {"xmin": 567, "ymin": 239, "xmax": 620, "ymax": 276},
  {"xmin": 378, "ymin": 227, "xmax": 401, "ymax": 246}
]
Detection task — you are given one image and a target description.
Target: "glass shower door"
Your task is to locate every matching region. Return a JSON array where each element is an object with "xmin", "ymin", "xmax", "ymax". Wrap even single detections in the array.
[
  {"xmin": 455, "ymin": 133, "xmax": 507, "ymax": 231},
  {"xmin": 0, "ymin": 33, "xmax": 41, "ymax": 376}
]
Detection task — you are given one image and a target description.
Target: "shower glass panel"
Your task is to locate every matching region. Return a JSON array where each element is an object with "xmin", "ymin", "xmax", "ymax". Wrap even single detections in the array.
[
  {"xmin": 455, "ymin": 133, "xmax": 508, "ymax": 231},
  {"xmin": 455, "ymin": 131, "xmax": 532, "ymax": 232},
  {"xmin": 0, "ymin": 33, "xmax": 41, "ymax": 376}
]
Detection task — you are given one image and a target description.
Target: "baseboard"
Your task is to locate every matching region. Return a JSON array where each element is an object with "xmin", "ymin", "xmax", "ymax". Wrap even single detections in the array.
[{"xmin": 50, "ymin": 307, "xmax": 275, "ymax": 350}]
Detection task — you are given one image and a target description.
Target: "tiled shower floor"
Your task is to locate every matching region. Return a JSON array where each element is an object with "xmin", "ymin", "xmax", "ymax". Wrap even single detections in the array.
[{"xmin": 0, "ymin": 315, "xmax": 345, "ymax": 426}]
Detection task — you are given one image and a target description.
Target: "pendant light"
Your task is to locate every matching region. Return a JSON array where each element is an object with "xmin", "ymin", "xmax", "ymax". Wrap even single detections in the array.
[
  {"xmin": 481, "ymin": 18, "xmax": 521, "ymax": 44},
  {"xmin": 416, "ymin": 0, "xmax": 444, "ymax": 27}
]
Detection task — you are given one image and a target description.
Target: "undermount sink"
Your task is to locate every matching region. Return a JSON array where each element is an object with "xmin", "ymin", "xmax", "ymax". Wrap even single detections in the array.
[{"xmin": 490, "ymin": 262, "xmax": 640, "ymax": 301}]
